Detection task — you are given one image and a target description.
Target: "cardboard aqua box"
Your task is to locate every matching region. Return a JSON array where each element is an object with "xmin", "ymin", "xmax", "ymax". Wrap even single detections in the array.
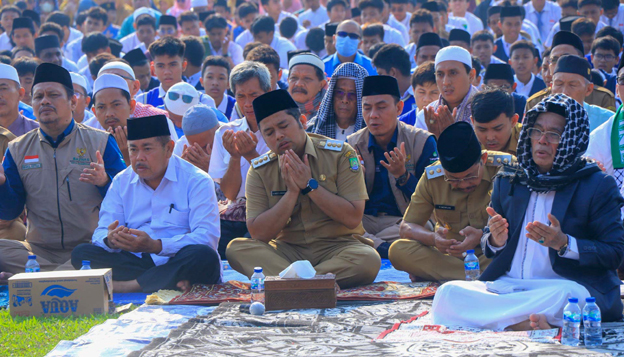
[{"xmin": 8, "ymin": 268, "xmax": 112, "ymax": 317}]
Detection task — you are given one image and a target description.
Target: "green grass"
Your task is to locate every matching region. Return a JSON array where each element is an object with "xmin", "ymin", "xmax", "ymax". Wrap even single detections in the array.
[{"xmin": 0, "ymin": 308, "xmax": 127, "ymax": 357}]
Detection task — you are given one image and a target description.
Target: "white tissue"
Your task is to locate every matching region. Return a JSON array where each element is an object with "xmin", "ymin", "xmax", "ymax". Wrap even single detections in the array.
[{"xmin": 279, "ymin": 260, "xmax": 316, "ymax": 279}]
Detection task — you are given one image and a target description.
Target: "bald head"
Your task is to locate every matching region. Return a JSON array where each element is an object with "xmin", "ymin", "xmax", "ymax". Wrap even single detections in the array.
[{"xmin": 337, "ymin": 20, "xmax": 362, "ymax": 36}]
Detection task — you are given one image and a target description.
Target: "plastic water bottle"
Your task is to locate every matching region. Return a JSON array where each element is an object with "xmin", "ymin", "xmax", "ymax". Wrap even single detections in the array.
[
  {"xmin": 250, "ymin": 267, "xmax": 265, "ymax": 303},
  {"xmin": 464, "ymin": 249, "xmax": 480, "ymax": 281},
  {"xmin": 562, "ymin": 297, "xmax": 582, "ymax": 346},
  {"xmin": 583, "ymin": 297, "xmax": 602, "ymax": 347},
  {"xmin": 80, "ymin": 260, "xmax": 91, "ymax": 270},
  {"xmin": 25, "ymin": 255, "xmax": 40, "ymax": 273}
]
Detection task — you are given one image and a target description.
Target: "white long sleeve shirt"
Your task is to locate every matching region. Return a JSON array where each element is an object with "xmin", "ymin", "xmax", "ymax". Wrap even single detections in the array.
[{"xmin": 92, "ymin": 155, "xmax": 221, "ymax": 269}]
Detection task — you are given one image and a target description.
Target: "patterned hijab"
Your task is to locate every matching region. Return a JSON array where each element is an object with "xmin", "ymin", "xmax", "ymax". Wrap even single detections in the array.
[
  {"xmin": 306, "ymin": 62, "xmax": 367, "ymax": 138},
  {"xmin": 515, "ymin": 93, "xmax": 598, "ymax": 193}
]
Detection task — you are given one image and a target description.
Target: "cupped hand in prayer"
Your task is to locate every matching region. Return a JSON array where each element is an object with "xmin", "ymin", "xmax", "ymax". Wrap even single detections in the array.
[
  {"xmin": 79, "ymin": 150, "xmax": 109, "ymax": 187},
  {"xmin": 380, "ymin": 142, "xmax": 407, "ymax": 179},
  {"xmin": 448, "ymin": 226, "xmax": 482, "ymax": 257},
  {"xmin": 424, "ymin": 105, "xmax": 456, "ymax": 138},
  {"xmin": 433, "ymin": 227, "xmax": 457, "ymax": 254},
  {"xmin": 526, "ymin": 213, "xmax": 568, "ymax": 250},
  {"xmin": 486, "ymin": 206, "xmax": 508, "ymax": 247},
  {"xmin": 283, "ymin": 150, "xmax": 312, "ymax": 190}
]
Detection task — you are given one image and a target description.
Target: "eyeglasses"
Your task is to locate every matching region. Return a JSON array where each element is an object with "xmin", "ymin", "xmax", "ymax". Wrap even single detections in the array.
[
  {"xmin": 444, "ymin": 164, "xmax": 481, "ymax": 184},
  {"xmin": 527, "ymin": 127, "xmax": 562, "ymax": 144},
  {"xmin": 594, "ymin": 54, "xmax": 616, "ymax": 62},
  {"xmin": 168, "ymin": 92, "xmax": 194, "ymax": 103},
  {"xmin": 484, "ymin": 84, "xmax": 512, "ymax": 92},
  {"xmin": 334, "ymin": 89, "xmax": 357, "ymax": 102},
  {"xmin": 337, "ymin": 31, "xmax": 360, "ymax": 40},
  {"xmin": 160, "ymin": 27, "xmax": 176, "ymax": 35},
  {"xmin": 617, "ymin": 76, "xmax": 624, "ymax": 85}
]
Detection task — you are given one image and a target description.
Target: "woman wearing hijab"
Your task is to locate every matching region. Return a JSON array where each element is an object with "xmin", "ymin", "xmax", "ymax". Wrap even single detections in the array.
[
  {"xmin": 431, "ymin": 93, "xmax": 624, "ymax": 331},
  {"xmin": 306, "ymin": 62, "xmax": 367, "ymax": 141}
]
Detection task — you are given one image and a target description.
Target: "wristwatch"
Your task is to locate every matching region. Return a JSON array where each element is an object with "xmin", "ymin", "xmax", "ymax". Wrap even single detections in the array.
[
  {"xmin": 557, "ymin": 235, "xmax": 570, "ymax": 256},
  {"xmin": 397, "ymin": 172, "xmax": 409, "ymax": 186},
  {"xmin": 301, "ymin": 178, "xmax": 318, "ymax": 195}
]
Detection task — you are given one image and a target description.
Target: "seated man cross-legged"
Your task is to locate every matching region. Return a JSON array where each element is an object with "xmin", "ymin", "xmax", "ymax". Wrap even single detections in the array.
[
  {"xmin": 226, "ymin": 89, "xmax": 381, "ymax": 289},
  {"xmin": 71, "ymin": 115, "xmax": 222, "ymax": 293},
  {"xmin": 432, "ymin": 94, "xmax": 624, "ymax": 330},
  {"xmin": 389, "ymin": 122, "xmax": 514, "ymax": 281}
]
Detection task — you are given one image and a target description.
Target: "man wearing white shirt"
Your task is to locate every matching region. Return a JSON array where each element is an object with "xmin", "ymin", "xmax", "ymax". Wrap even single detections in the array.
[
  {"xmin": 209, "ymin": 61, "xmax": 272, "ymax": 255},
  {"xmin": 545, "ymin": 0, "xmax": 608, "ymax": 48},
  {"xmin": 298, "ymin": 0, "xmax": 329, "ymax": 28},
  {"xmin": 0, "ymin": 6, "xmax": 20, "ymax": 51},
  {"xmin": 120, "ymin": 14, "xmax": 158, "ymax": 54},
  {"xmin": 493, "ymin": 6, "xmax": 528, "ymax": 62},
  {"xmin": 359, "ymin": 0, "xmax": 406, "ymax": 47},
  {"xmin": 602, "ymin": 0, "xmax": 624, "ymax": 32},
  {"xmin": 383, "ymin": 1, "xmax": 410, "ymax": 44},
  {"xmin": 204, "ymin": 14, "xmax": 244, "ymax": 66},
  {"xmin": 261, "ymin": 0, "xmax": 292, "ymax": 25},
  {"xmin": 71, "ymin": 114, "xmax": 221, "ymax": 294},
  {"xmin": 389, "ymin": 0, "xmax": 411, "ymax": 30},
  {"xmin": 294, "ymin": 0, "xmax": 348, "ymax": 51},
  {"xmin": 250, "ymin": 16, "xmax": 296, "ymax": 69},
  {"xmin": 449, "ymin": 0, "xmax": 483, "ymax": 34},
  {"xmin": 524, "ymin": 0, "xmax": 562, "ymax": 44}
]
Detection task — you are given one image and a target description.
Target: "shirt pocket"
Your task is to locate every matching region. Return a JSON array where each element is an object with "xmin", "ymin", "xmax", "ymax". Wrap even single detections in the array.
[
  {"xmin": 435, "ymin": 209, "xmax": 461, "ymax": 232},
  {"xmin": 163, "ymin": 208, "xmax": 190, "ymax": 228}
]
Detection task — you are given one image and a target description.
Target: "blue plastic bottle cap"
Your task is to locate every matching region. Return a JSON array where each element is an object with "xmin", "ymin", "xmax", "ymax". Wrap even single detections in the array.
[
  {"xmin": 569, "ymin": 297, "xmax": 578, "ymax": 303},
  {"xmin": 466, "ymin": 249, "xmax": 475, "ymax": 254},
  {"xmin": 254, "ymin": 267, "xmax": 262, "ymax": 273},
  {"xmin": 586, "ymin": 297, "xmax": 596, "ymax": 303},
  {"xmin": 82, "ymin": 260, "xmax": 90, "ymax": 265},
  {"xmin": 28, "ymin": 255, "xmax": 36, "ymax": 259}
]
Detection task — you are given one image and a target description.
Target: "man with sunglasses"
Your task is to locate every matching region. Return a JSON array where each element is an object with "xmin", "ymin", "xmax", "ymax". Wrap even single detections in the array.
[
  {"xmin": 550, "ymin": 55, "xmax": 613, "ymax": 131},
  {"xmin": 347, "ymin": 75, "xmax": 436, "ymax": 259},
  {"xmin": 389, "ymin": 121, "xmax": 514, "ymax": 282},
  {"xmin": 323, "ymin": 20, "xmax": 377, "ymax": 77},
  {"xmin": 526, "ymin": 31, "xmax": 616, "ymax": 112}
]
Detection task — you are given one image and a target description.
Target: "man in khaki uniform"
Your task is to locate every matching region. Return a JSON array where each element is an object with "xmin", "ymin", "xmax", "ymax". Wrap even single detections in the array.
[
  {"xmin": 525, "ymin": 31, "xmax": 616, "ymax": 113},
  {"xmin": 389, "ymin": 122, "xmax": 514, "ymax": 281},
  {"xmin": 471, "ymin": 88, "xmax": 522, "ymax": 156},
  {"xmin": 226, "ymin": 89, "xmax": 381, "ymax": 289},
  {"xmin": 0, "ymin": 63, "xmax": 126, "ymax": 282},
  {"xmin": 347, "ymin": 75, "xmax": 437, "ymax": 259}
]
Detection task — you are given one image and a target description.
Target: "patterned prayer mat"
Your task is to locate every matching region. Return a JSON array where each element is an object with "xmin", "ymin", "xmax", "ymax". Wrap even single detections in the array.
[
  {"xmin": 165, "ymin": 281, "xmax": 439, "ymax": 305},
  {"xmin": 129, "ymin": 300, "xmax": 624, "ymax": 357}
]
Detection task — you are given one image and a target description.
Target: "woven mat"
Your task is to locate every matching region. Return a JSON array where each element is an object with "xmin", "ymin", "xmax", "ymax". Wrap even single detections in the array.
[
  {"xmin": 129, "ymin": 300, "xmax": 624, "ymax": 357},
  {"xmin": 166, "ymin": 281, "xmax": 438, "ymax": 305}
]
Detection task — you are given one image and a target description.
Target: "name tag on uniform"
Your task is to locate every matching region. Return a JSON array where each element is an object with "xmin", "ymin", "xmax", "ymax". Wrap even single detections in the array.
[
  {"xmin": 271, "ymin": 190, "xmax": 287, "ymax": 196},
  {"xmin": 435, "ymin": 205, "xmax": 455, "ymax": 210}
]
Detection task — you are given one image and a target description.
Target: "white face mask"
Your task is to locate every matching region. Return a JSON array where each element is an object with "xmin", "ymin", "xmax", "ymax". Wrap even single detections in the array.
[{"xmin": 40, "ymin": 1, "xmax": 54, "ymax": 13}]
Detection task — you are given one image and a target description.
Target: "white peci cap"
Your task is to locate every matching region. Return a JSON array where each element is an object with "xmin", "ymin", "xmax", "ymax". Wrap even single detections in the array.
[
  {"xmin": 93, "ymin": 73, "xmax": 130, "ymax": 97},
  {"xmin": 70, "ymin": 72, "xmax": 88, "ymax": 92},
  {"xmin": 98, "ymin": 61, "xmax": 136, "ymax": 80},
  {"xmin": 434, "ymin": 45, "xmax": 472, "ymax": 69},
  {"xmin": 0, "ymin": 63, "xmax": 20, "ymax": 84}
]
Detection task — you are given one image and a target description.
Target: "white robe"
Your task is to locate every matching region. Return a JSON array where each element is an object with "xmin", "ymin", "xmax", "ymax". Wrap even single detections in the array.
[{"xmin": 431, "ymin": 192, "xmax": 590, "ymax": 331}]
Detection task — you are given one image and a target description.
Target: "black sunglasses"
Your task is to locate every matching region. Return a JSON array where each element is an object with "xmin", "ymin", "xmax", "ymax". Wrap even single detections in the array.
[{"xmin": 337, "ymin": 31, "xmax": 360, "ymax": 40}]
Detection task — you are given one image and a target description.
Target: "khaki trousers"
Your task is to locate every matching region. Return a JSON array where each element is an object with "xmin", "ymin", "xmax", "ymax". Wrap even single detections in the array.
[
  {"xmin": 0, "ymin": 240, "xmax": 74, "ymax": 274},
  {"xmin": 226, "ymin": 237, "xmax": 381, "ymax": 289},
  {"xmin": 388, "ymin": 239, "xmax": 491, "ymax": 281},
  {"xmin": 0, "ymin": 219, "xmax": 26, "ymax": 241},
  {"xmin": 361, "ymin": 214, "xmax": 402, "ymax": 248}
]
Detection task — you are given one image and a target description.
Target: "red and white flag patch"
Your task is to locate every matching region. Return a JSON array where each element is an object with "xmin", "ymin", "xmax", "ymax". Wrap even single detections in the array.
[{"xmin": 24, "ymin": 155, "xmax": 39, "ymax": 164}]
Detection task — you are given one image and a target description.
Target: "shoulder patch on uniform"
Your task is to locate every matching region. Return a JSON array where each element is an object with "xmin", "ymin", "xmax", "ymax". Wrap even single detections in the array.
[
  {"xmin": 319, "ymin": 139, "xmax": 343, "ymax": 151},
  {"xmin": 252, "ymin": 152, "xmax": 277, "ymax": 169},
  {"xmin": 425, "ymin": 164, "xmax": 444, "ymax": 179},
  {"xmin": 487, "ymin": 154, "xmax": 513, "ymax": 166}
]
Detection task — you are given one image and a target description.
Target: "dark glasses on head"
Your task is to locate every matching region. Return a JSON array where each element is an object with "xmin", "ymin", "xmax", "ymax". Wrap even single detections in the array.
[
  {"xmin": 168, "ymin": 92, "xmax": 194, "ymax": 103},
  {"xmin": 337, "ymin": 31, "xmax": 360, "ymax": 40}
]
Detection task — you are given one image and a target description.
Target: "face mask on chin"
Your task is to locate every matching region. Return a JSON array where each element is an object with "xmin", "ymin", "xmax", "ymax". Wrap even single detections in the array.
[{"xmin": 335, "ymin": 36, "xmax": 359, "ymax": 58}]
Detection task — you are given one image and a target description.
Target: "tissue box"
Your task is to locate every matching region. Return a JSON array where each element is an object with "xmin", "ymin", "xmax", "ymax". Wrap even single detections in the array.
[{"xmin": 264, "ymin": 273, "xmax": 337, "ymax": 311}]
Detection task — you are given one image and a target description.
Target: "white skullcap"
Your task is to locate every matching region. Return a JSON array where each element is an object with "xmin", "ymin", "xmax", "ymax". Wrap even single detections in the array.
[
  {"xmin": 98, "ymin": 61, "xmax": 136, "ymax": 80},
  {"xmin": 70, "ymin": 72, "xmax": 87, "ymax": 92},
  {"xmin": 289, "ymin": 53, "xmax": 325, "ymax": 74},
  {"xmin": 191, "ymin": 0, "xmax": 208, "ymax": 8},
  {"xmin": 0, "ymin": 63, "xmax": 20, "ymax": 84},
  {"xmin": 434, "ymin": 45, "xmax": 472, "ymax": 69},
  {"xmin": 133, "ymin": 7, "xmax": 154, "ymax": 21},
  {"xmin": 93, "ymin": 73, "xmax": 130, "ymax": 97},
  {"xmin": 164, "ymin": 82, "xmax": 200, "ymax": 116}
]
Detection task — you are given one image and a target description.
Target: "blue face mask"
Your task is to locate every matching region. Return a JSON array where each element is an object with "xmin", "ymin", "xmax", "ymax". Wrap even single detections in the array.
[{"xmin": 335, "ymin": 36, "xmax": 359, "ymax": 57}]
